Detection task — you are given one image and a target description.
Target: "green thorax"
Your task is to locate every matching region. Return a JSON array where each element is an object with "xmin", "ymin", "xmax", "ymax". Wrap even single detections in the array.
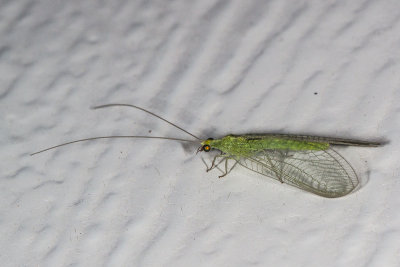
[{"xmin": 202, "ymin": 135, "xmax": 329, "ymax": 156}]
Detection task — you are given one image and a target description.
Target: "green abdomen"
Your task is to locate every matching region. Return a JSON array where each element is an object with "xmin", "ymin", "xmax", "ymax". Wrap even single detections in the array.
[{"xmin": 211, "ymin": 135, "xmax": 329, "ymax": 156}]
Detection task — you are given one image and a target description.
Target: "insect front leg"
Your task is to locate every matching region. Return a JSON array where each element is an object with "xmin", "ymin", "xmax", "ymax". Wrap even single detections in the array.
[{"xmin": 206, "ymin": 152, "xmax": 226, "ymax": 172}]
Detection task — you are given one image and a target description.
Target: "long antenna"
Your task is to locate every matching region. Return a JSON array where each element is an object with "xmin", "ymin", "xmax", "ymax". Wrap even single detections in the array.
[
  {"xmin": 92, "ymin": 104, "xmax": 201, "ymax": 140},
  {"xmin": 30, "ymin": 136, "xmax": 200, "ymax": 156}
]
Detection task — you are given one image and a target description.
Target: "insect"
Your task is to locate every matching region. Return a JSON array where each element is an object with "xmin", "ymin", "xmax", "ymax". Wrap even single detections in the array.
[{"xmin": 31, "ymin": 104, "xmax": 385, "ymax": 198}]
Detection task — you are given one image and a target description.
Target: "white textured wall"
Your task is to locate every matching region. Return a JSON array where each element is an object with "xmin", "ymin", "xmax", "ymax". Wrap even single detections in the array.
[{"xmin": 1, "ymin": 0, "xmax": 399, "ymax": 266}]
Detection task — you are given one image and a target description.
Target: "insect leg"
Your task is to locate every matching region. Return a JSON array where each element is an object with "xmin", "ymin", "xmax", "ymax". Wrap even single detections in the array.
[
  {"xmin": 219, "ymin": 159, "xmax": 238, "ymax": 178},
  {"xmin": 263, "ymin": 150, "xmax": 284, "ymax": 183},
  {"xmin": 207, "ymin": 152, "xmax": 226, "ymax": 172},
  {"xmin": 276, "ymin": 150, "xmax": 293, "ymax": 183}
]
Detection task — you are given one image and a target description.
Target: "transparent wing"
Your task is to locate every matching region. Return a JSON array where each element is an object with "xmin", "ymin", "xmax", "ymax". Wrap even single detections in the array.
[{"xmin": 237, "ymin": 148, "xmax": 359, "ymax": 198}]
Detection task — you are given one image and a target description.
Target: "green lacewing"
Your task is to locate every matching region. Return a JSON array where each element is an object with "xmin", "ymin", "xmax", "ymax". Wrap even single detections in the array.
[{"xmin": 31, "ymin": 104, "xmax": 385, "ymax": 198}]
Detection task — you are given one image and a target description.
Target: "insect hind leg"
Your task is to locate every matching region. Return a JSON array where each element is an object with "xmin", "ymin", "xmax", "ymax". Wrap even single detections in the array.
[{"xmin": 263, "ymin": 150, "xmax": 287, "ymax": 183}]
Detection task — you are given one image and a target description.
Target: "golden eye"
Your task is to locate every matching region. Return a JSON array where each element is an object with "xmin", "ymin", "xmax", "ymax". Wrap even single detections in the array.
[{"xmin": 203, "ymin": 145, "xmax": 211, "ymax": 152}]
